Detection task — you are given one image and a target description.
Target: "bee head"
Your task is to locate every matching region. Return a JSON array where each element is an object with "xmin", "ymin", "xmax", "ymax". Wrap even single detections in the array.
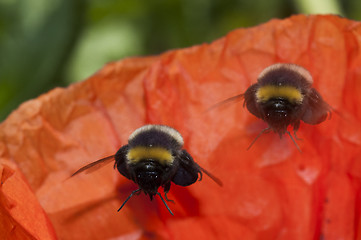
[
  {"xmin": 261, "ymin": 97, "xmax": 301, "ymax": 134},
  {"xmin": 132, "ymin": 160, "xmax": 168, "ymax": 196}
]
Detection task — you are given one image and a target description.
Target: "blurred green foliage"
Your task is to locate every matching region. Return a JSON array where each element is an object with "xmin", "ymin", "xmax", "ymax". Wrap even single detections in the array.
[{"xmin": 0, "ymin": 0, "xmax": 357, "ymax": 121}]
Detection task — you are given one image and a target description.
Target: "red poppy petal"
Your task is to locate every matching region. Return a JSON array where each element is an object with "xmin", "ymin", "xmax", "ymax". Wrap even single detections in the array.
[
  {"xmin": 0, "ymin": 14, "xmax": 360, "ymax": 240},
  {"xmin": 0, "ymin": 161, "xmax": 57, "ymax": 239}
]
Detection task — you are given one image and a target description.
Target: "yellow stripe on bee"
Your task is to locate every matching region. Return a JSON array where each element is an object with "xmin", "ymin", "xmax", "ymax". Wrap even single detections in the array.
[
  {"xmin": 127, "ymin": 146, "xmax": 173, "ymax": 164},
  {"xmin": 256, "ymin": 85, "xmax": 303, "ymax": 103}
]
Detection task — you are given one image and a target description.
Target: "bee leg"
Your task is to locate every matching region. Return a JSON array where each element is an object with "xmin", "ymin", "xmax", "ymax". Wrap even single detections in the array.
[
  {"xmin": 247, "ymin": 127, "xmax": 271, "ymax": 150},
  {"xmin": 118, "ymin": 188, "xmax": 141, "ymax": 212},
  {"xmin": 164, "ymin": 192, "xmax": 175, "ymax": 203},
  {"xmin": 198, "ymin": 170, "xmax": 203, "ymax": 181},
  {"xmin": 292, "ymin": 121, "xmax": 303, "ymax": 141},
  {"xmin": 163, "ymin": 182, "xmax": 174, "ymax": 203},
  {"xmin": 293, "ymin": 130, "xmax": 303, "ymax": 141},
  {"xmin": 156, "ymin": 192, "xmax": 174, "ymax": 215},
  {"xmin": 286, "ymin": 131, "xmax": 302, "ymax": 153}
]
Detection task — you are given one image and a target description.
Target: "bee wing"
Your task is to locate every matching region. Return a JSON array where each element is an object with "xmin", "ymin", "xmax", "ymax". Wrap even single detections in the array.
[
  {"xmin": 71, "ymin": 155, "xmax": 115, "ymax": 177},
  {"xmin": 206, "ymin": 94, "xmax": 244, "ymax": 112},
  {"xmin": 172, "ymin": 150, "xmax": 222, "ymax": 186},
  {"xmin": 302, "ymin": 88, "xmax": 332, "ymax": 125},
  {"xmin": 196, "ymin": 164, "xmax": 223, "ymax": 186}
]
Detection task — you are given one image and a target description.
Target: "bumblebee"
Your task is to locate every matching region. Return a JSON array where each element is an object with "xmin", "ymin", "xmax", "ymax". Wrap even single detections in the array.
[
  {"xmin": 72, "ymin": 124, "xmax": 222, "ymax": 215},
  {"xmin": 210, "ymin": 63, "xmax": 332, "ymax": 151}
]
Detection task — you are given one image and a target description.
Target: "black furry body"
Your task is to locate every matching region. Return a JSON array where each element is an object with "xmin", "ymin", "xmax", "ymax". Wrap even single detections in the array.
[
  {"xmin": 71, "ymin": 125, "xmax": 221, "ymax": 215},
  {"xmin": 243, "ymin": 64, "xmax": 331, "ymax": 136},
  {"xmin": 115, "ymin": 131, "xmax": 201, "ymax": 200}
]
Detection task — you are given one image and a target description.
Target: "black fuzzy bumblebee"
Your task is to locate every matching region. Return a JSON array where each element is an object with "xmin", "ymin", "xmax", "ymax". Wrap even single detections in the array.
[
  {"xmin": 72, "ymin": 124, "xmax": 222, "ymax": 215},
  {"xmin": 210, "ymin": 63, "xmax": 332, "ymax": 151}
]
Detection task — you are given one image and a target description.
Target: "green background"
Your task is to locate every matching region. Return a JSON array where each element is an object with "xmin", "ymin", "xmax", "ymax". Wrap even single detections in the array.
[{"xmin": 0, "ymin": 0, "xmax": 357, "ymax": 121}]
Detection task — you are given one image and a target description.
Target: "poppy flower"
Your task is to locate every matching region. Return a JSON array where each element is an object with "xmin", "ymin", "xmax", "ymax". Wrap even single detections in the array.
[{"xmin": 1, "ymin": 14, "xmax": 361, "ymax": 240}]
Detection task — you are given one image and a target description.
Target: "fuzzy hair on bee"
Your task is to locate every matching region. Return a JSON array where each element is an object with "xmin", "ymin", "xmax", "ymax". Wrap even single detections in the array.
[
  {"xmin": 209, "ymin": 63, "xmax": 332, "ymax": 151},
  {"xmin": 71, "ymin": 124, "xmax": 222, "ymax": 215}
]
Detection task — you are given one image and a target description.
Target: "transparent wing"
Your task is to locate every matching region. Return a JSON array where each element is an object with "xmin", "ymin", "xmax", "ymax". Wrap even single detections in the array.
[
  {"xmin": 206, "ymin": 94, "xmax": 244, "ymax": 112},
  {"xmin": 197, "ymin": 164, "xmax": 223, "ymax": 187},
  {"xmin": 71, "ymin": 155, "xmax": 115, "ymax": 177}
]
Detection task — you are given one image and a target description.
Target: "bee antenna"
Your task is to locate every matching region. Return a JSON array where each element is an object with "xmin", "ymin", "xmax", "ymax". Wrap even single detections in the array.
[
  {"xmin": 247, "ymin": 127, "xmax": 271, "ymax": 150},
  {"xmin": 118, "ymin": 189, "xmax": 141, "ymax": 212},
  {"xmin": 156, "ymin": 192, "xmax": 174, "ymax": 215},
  {"xmin": 286, "ymin": 131, "xmax": 302, "ymax": 153}
]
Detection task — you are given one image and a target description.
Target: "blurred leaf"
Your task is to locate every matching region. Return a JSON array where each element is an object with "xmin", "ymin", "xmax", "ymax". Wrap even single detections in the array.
[
  {"xmin": 293, "ymin": 0, "xmax": 344, "ymax": 15},
  {"xmin": 343, "ymin": 0, "xmax": 361, "ymax": 20},
  {"xmin": 65, "ymin": 18, "xmax": 143, "ymax": 83},
  {"xmin": 0, "ymin": 0, "xmax": 85, "ymax": 121}
]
